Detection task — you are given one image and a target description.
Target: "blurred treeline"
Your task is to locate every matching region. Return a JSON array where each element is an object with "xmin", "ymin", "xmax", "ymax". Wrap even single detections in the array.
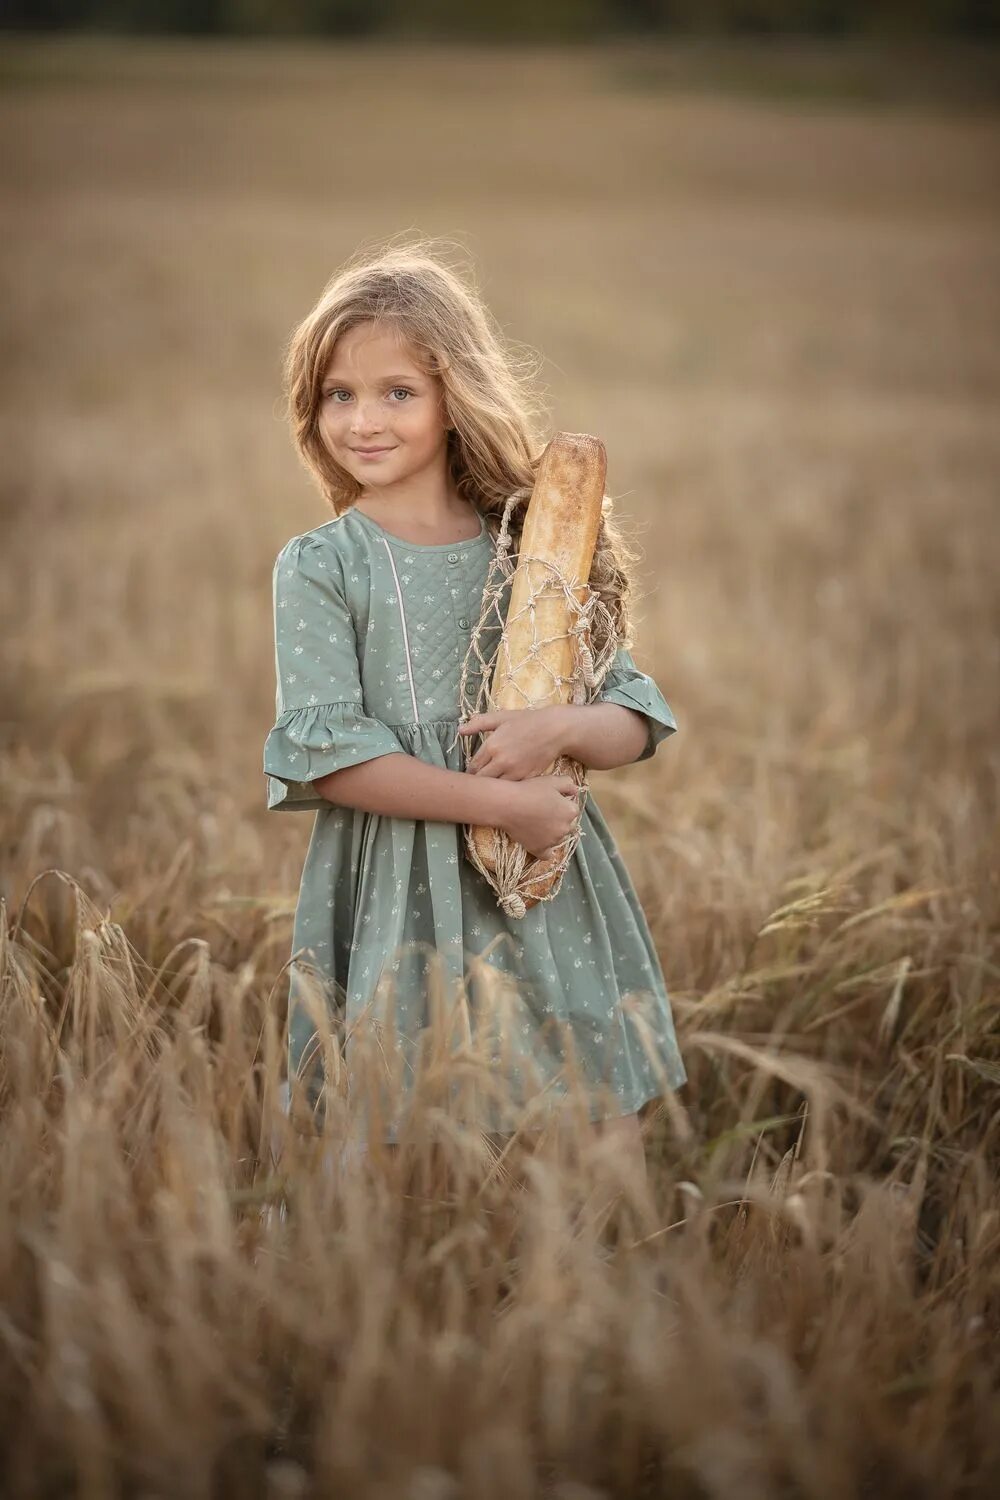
[{"xmin": 3, "ymin": 0, "xmax": 997, "ymax": 39}]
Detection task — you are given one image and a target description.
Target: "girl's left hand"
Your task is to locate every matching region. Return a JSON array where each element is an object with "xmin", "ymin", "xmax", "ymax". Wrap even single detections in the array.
[{"xmin": 458, "ymin": 707, "xmax": 567, "ymax": 780}]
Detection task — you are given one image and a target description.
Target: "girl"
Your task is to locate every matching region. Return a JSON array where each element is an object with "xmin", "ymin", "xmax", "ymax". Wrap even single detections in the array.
[{"xmin": 264, "ymin": 240, "xmax": 687, "ymax": 1180}]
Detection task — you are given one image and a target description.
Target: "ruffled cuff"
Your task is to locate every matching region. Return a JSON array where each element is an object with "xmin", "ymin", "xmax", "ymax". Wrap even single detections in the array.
[
  {"xmin": 598, "ymin": 666, "xmax": 678, "ymax": 762},
  {"xmin": 263, "ymin": 701, "xmax": 407, "ymax": 811}
]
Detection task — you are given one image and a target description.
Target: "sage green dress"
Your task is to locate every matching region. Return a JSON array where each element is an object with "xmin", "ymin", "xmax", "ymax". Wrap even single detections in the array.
[{"xmin": 263, "ymin": 504, "xmax": 687, "ymax": 1139}]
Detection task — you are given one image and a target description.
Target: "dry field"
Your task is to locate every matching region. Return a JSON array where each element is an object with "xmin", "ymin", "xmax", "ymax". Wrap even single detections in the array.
[{"xmin": 1, "ymin": 34, "xmax": 998, "ymax": 1500}]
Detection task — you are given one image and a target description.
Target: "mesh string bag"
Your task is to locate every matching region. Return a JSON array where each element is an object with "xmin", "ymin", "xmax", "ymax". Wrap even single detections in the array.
[{"xmin": 447, "ymin": 490, "xmax": 620, "ymax": 919}]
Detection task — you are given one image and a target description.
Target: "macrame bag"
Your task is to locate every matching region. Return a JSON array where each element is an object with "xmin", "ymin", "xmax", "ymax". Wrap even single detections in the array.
[{"xmin": 448, "ymin": 433, "xmax": 621, "ymax": 919}]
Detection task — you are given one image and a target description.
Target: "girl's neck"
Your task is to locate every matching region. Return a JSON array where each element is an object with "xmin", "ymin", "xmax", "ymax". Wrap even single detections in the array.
[
  {"xmin": 357, "ymin": 479, "xmax": 474, "ymax": 525},
  {"xmin": 353, "ymin": 491, "xmax": 481, "ymax": 546}
]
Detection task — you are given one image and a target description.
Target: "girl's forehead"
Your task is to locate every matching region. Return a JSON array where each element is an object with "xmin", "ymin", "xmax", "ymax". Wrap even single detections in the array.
[{"xmin": 324, "ymin": 324, "xmax": 429, "ymax": 382}]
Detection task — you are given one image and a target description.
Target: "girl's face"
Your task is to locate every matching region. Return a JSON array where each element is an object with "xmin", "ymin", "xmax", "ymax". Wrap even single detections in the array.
[{"xmin": 317, "ymin": 321, "xmax": 450, "ymax": 493}]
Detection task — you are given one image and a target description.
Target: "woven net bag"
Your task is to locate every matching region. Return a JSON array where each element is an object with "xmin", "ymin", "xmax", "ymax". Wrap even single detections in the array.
[{"xmin": 447, "ymin": 434, "xmax": 621, "ymax": 919}]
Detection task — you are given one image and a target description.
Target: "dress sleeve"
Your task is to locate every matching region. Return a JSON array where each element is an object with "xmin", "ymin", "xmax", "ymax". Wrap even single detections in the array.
[
  {"xmin": 263, "ymin": 533, "xmax": 407, "ymax": 811},
  {"xmin": 594, "ymin": 643, "xmax": 678, "ymax": 763}
]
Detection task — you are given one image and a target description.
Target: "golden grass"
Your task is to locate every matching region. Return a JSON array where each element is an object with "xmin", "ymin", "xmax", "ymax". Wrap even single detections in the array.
[{"xmin": 1, "ymin": 35, "xmax": 998, "ymax": 1499}]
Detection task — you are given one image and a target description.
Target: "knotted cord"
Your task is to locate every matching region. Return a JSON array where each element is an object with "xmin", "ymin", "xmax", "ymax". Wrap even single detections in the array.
[{"xmin": 447, "ymin": 491, "xmax": 621, "ymax": 918}]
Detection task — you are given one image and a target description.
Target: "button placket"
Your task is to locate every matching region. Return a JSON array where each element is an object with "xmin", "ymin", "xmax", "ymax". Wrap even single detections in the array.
[
  {"xmin": 446, "ymin": 549, "xmax": 471, "ymax": 666},
  {"xmin": 454, "ymin": 549, "xmax": 484, "ymax": 691}
]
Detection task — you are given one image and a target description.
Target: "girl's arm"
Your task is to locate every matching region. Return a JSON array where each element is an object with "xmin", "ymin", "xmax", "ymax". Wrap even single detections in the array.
[
  {"xmin": 547, "ymin": 703, "xmax": 651, "ymax": 771},
  {"xmin": 459, "ymin": 649, "xmax": 677, "ymax": 777},
  {"xmin": 561, "ymin": 643, "xmax": 679, "ymax": 768},
  {"xmin": 314, "ymin": 753, "xmax": 520, "ymax": 826}
]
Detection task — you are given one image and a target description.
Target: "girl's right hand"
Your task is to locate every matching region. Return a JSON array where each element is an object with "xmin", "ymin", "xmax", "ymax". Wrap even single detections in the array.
[{"xmin": 501, "ymin": 774, "xmax": 582, "ymax": 860}]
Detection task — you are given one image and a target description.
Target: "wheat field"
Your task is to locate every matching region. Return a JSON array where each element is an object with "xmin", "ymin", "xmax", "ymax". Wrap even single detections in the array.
[{"xmin": 1, "ymin": 34, "xmax": 998, "ymax": 1499}]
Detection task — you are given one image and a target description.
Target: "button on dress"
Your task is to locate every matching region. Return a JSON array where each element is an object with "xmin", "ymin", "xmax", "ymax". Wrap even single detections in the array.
[{"xmin": 263, "ymin": 503, "xmax": 688, "ymax": 1139}]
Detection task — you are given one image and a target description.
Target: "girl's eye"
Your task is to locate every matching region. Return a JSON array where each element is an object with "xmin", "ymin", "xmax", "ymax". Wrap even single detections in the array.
[{"xmin": 322, "ymin": 388, "xmax": 413, "ymax": 402}]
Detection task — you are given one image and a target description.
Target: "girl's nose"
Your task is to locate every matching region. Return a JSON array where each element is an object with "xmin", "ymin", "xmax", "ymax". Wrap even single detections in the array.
[{"xmin": 351, "ymin": 399, "xmax": 384, "ymax": 435}]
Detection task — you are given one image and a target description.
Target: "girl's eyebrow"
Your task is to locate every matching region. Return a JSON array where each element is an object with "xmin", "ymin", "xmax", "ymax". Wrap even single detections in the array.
[{"xmin": 321, "ymin": 373, "xmax": 423, "ymax": 387}]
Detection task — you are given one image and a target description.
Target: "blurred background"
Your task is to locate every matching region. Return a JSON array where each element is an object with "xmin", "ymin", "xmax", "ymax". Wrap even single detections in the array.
[
  {"xmin": 2, "ymin": 4, "xmax": 996, "ymax": 915},
  {"xmin": 0, "ymin": 4, "xmax": 998, "ymax": 1491}
]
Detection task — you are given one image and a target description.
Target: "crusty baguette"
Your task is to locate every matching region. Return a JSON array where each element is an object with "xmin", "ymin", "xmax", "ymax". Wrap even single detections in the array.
[{"xmin": 469, "ymin": 431, "xmax": 607, "ymax": 907}]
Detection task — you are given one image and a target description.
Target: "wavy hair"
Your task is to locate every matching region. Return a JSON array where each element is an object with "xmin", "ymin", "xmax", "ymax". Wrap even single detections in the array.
[{"xmin": 281, "ymin": 235, "xmax": 642, "ymax": 657}]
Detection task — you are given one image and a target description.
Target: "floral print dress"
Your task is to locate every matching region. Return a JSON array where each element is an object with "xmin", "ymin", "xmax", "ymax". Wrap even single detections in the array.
[{"xmin": 263, "ymin": 503, "xmax": 687, "ymax": 1139}]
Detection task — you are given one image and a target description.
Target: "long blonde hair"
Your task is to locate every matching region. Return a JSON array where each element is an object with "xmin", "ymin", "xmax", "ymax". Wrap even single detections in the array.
[{"xmin": 281, "ymin": 235, "xmax": 642, "ymax": 655}]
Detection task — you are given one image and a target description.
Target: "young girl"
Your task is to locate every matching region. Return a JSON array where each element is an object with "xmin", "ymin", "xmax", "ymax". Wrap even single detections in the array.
[{"xmin": 263, "ymin": 241, "xmax": 687, "ymax": 1178}]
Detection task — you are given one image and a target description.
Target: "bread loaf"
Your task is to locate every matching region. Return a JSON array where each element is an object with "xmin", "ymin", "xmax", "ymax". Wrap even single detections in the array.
[{"xmin": 469, "ymin": 431, "xmax": 607, "ymax": 908}]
